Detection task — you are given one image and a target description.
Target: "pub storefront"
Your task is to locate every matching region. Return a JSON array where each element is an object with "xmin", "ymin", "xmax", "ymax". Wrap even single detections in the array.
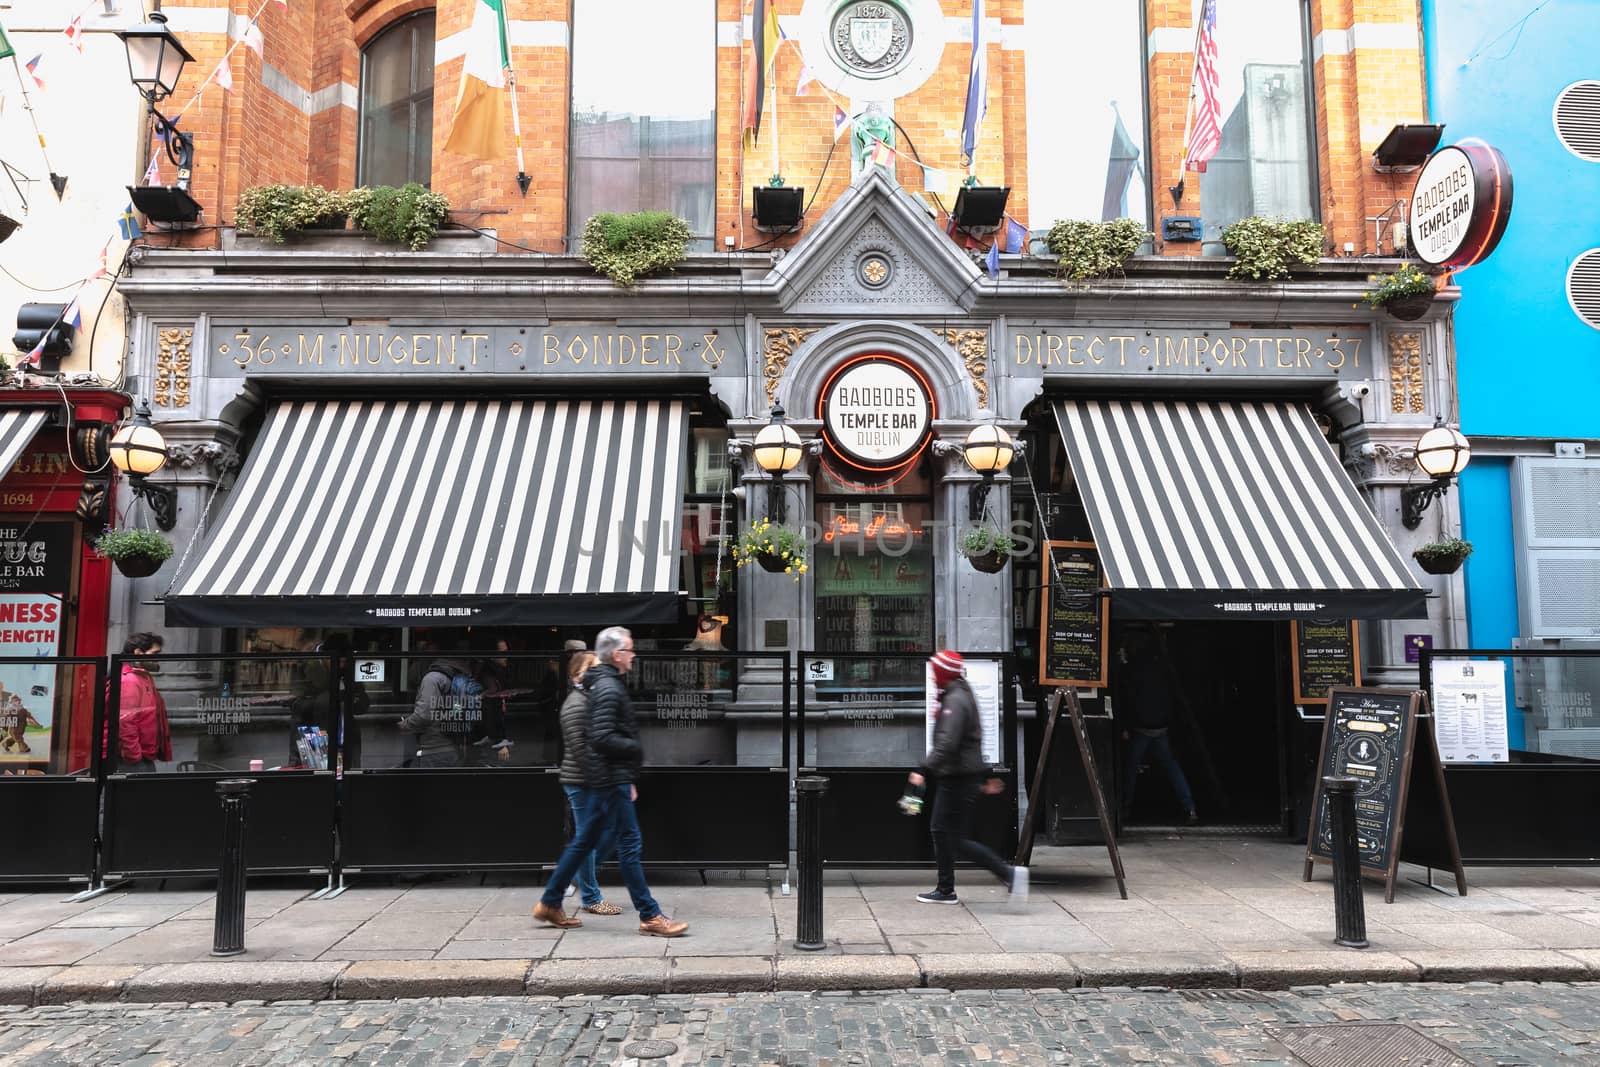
[{"xmin": 108, "ymin": 169, "xmax": 1460, "ymax": 875}]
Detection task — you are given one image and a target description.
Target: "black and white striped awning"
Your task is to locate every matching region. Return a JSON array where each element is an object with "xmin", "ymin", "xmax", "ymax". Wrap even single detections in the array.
[
  {"xmin": 166, "ymin": 399, "xmax": 690, "ymax": 627},
  {"xmin": 1054, "ymin": 399, "xmax": 1425, "ymax": 620},
  {"xmin": 0, "ymin": 408, "xmax": 50, "ymax": 475}
]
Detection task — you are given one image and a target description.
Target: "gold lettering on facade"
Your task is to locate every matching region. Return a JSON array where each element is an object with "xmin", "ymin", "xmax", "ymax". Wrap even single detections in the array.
[
  {"xmin": 941, "ymin": 329, "xmax": 990, "ymax": 409},
  {"xmin": 1389, "ymin": 332, "xmax": 1425, "ymax": 414},
  {"xmin": 764, "ymin": 328, "xmax": 819, "ymax": 405},
  {"xmin": 701, "ymin": 333, "xmax": 724, "ymax": 367},
  {"xmin": 154, "ymin": 328, "xmax": 192, "ymax": 408},
  {"xmin": 299, "ymin": 335, "xmax": 325, "ymax": 366},
  {"xmin": 640, "ymin": 334, "xmax": 660, "ymax": 364},
  {"xmin": 666, "ymin": 334, "xmax": 683, "ymax": 364}
]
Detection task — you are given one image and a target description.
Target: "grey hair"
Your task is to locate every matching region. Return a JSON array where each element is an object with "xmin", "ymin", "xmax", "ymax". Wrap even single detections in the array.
[{"xmin": 595, "ymin": 626, "xmax": 632, "ymax": 664}]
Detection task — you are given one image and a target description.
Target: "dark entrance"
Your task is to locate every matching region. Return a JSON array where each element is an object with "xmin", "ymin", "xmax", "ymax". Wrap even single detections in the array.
[{"xmin": 1114, "ymin": 621, "xmax": 1287, "ymax": 830}]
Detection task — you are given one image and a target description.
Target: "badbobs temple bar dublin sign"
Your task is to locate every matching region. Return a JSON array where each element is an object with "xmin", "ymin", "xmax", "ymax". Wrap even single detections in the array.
[{"xmin": 210, "ymin": 323, "xmax": 743, "ymax": 377}]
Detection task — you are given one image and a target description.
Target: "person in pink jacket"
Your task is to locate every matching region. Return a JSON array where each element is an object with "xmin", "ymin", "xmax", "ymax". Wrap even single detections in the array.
[{"xmin": 116, "ymin": 632, "xmax": 171, "ymax": 771}]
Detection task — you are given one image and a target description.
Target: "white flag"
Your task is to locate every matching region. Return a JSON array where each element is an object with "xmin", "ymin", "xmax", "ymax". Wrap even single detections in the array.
[
  {"xmin": 797, "ymin": 64, "xmax": 814, "ymax": 96},
  {"xmin": 142, "ymin": 155, "xmax": 160, "ymax": 186},
  {"xmin": 242, "ymin": 22, "xmax": 264, "ymax": 56},
  {"xmin": 924, "ymin": 168, "xmax": 951, "ymax": 196}
]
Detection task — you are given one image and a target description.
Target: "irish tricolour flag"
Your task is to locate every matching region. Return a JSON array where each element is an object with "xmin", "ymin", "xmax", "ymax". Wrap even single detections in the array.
[{"xmin": 443, "ymin": 0, "xmax": 509, "ymax": 160}]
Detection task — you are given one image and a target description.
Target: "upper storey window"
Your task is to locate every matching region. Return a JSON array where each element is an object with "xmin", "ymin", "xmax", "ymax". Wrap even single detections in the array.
[
  {"xmin": 359, "ymin": 13, "xmax": 436, "ymax": 188},
  {"xmin": 1024, "ymin": 0, "xmax": 1149, "ymax": 228},
  {"xmin": 569, "ymin": 0, "xmax": 716, "ymax": 246}
]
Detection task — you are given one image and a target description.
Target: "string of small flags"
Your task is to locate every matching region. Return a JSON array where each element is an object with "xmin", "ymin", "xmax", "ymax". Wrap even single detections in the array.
[
  {"xmin": 17, "ymin": 207, "xmax": 141, "ymax": 367},
  {"xmin": 169, "ymin": 0, "xmax": 287, "ymax": 122}
]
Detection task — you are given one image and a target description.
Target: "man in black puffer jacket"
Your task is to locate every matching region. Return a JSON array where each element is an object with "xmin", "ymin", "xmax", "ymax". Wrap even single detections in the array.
[
  {"xmin": 534, "ymin": 626, "xmax": 688, "ymax": 938},
  {"xmin": 908, "ymin": 650, "xmax": 1027, "ymax": 909}
]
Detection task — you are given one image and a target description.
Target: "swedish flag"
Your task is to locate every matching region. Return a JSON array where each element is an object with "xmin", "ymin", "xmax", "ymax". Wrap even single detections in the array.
[{"xmin": 118, "ymin": 203, "xmax": 142, "ymax": 241}]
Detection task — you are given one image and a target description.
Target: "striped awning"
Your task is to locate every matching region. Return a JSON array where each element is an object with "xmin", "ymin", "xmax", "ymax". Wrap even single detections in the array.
[
  {"xmin": 0, "ymin": 408, "xmax": 50, "ymax": 476},
  {"xmin": 1054, "ymin": 399, "xmax": 1425, "ymax": 620},
  {"xmin": 166, "ymin": 399, "xmax": 690, "ymax": 627}
]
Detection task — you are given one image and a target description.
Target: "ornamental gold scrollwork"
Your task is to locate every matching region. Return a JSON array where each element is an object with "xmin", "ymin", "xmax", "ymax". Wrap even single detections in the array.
[
  {"xmin": 941, "ymin": 329, "xmax": 990, "ymax": 410},
  {"xmin": 763, "ymin": 327, "xmax": 819, "ymax": 407},
  {"xmin": 154, "ymin": 327, "xmax": 193, "ymax": 409},
  {"xmin": 1387, "ymin": 331, "xmax": 1424, "ymax": 414}
]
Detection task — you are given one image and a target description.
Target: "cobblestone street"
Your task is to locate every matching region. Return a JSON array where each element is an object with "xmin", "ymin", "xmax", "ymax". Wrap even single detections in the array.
[{"xmin": 0, "ymin": 983, "xmax": 1595, "ymax": 1066}]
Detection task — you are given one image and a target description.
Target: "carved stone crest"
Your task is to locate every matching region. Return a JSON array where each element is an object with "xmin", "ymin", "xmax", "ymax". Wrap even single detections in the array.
[{"xmin": 830, "ymin": 1, "xmax": 912, "ymax": 78}]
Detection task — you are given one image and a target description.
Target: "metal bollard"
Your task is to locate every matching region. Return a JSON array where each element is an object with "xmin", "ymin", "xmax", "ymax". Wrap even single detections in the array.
[
  {"xmin": 794, "ymin": 775, "xmax": 829, "ymax": 951},
  {"xmin": 212, "ymin": 778, "xmax": 255, "ymax": 957},
  {"xmin": 1324, "ymin": 776, "xmax": 1369, "ymax": 949}
]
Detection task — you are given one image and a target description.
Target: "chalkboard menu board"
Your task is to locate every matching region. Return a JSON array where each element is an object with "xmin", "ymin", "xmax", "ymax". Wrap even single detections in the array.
[
  {"xmin": 1308, "ymin": 687, "xmax": 1413, "ymax": 875},
  {"xmin": 1039, "ymin": 541, "xmax": 1108, "ymax": 687},
  {"xmin": 1291, "ymin": 619, "xmax": 1361, "ymax": 704}
]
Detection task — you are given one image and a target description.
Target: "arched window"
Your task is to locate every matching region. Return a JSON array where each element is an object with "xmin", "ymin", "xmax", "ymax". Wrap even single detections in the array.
[{"xmin": 358, "ymin": 13, "xmax": 435, "ymax": 187}]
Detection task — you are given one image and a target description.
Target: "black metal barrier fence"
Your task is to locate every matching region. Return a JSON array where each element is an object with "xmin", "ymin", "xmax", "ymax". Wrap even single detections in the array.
[
  {"xmin": 796, "ymin": 652, "xmax": 1018, "ymax": 867},
  {"xmin": 1419, "ymin": 648, "xmax": 1600, "ymax": 866},
  {"xmin": 0, "ymin": 658, "xmax": 105, "ymax": 884}
]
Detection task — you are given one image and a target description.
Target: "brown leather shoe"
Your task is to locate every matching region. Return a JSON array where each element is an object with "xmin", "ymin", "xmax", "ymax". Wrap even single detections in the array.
[
  {"xmin": 638, "ymin": 914, "xmax": 689, "ymax": 938},
  {"xmin": 532, "ymin": 901, "xmax": 582, "ymax": 928}
]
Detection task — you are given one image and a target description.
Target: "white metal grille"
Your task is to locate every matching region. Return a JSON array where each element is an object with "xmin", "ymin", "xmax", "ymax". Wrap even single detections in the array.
[
  {"xmin": 1534, "ymin": 556, "xmax": 1600, "ymax": 635},
  {"xmin": 1568, "ymin": 249, "xmax": 1600, "ymax": 331},
  {"xmin": 1529, "ymin": 465, "xmax": 1600, "ymax": 540},
  {"xmin": 1554, "ymin": 80, "xmax": 1600, "ymax": 162}
]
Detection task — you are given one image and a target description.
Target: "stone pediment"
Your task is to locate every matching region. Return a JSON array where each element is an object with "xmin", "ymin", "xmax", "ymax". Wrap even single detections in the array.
[{"xmin": 767, "ymin": 169, "xmax": 983, "ymax": 317}]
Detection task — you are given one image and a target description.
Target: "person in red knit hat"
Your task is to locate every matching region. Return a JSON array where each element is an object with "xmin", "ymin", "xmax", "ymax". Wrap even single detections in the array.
[{"xmin": 908, "ymin": 650, "xmax": 1027, "ymax": 908}]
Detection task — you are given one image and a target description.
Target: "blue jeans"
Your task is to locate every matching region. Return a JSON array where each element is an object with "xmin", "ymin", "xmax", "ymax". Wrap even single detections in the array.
[
  {"xmin": 541, "ymin": 784, "xmax": 659, "ymax": 920},
  {"xmin": 1124, "ymin": 730, "xmax": 1195, "ymax": 815},
  {"xmin": 563, "ymin": 784, "xmax": 614, "ymax": 907}
]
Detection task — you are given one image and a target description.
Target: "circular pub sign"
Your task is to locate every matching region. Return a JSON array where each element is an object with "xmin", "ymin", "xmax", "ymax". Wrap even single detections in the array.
[
  {"xmin": 1407, "ymin": 142, "xmax": 1513, "ymax": 269},
  {"xmin": 819, "ymin": 355, "xmax": 933, "ymax": 471}
]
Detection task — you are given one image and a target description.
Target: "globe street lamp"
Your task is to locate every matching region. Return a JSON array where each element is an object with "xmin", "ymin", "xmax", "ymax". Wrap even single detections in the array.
[
  {"xmin": 109, "ymin": 400, "xmax": 177, "ymax": 530},
  {"xmin": 752, "ymin": 404, "xmax": 803, "ymax": 524},
  {"xmin": 1401, "ymin": 419, "xmax": 1471, "ymax": 530},
  {"xmin": 961, "ymin": 422, "xmax": 1015, "ymax": 521}
]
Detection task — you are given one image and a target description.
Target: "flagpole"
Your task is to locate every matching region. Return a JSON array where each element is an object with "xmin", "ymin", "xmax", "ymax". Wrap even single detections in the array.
[
  {"xmin": 769, "ymin": 53, "xmax": 779, "ymax": 181},
  {"xmin": 1170, "ymin": 6, "xmax": 1205, "ymax": 207},
  {"xmin": 8, "ymin": 54, "xmax": 66, "ymax": 199},
  {"xmin": 502, "ymin": 3, "xmax": 530, "ymax": 197}
]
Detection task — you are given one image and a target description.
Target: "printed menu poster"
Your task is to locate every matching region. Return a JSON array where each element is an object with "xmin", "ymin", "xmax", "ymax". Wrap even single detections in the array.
[
  {"xmin": 1431, "ymin": 659, "xmax": 1510, "ymax": 763},
  {"xmin": 1291, "ymin": 619, "xmax": 1360, "ymax": 703},
  {"xmin": 0, "ymin": 594, "xmax": 62, "ymax": 766},
  {"xmin": 925, "ymin": 659, "xmax": 1001, "ymax": 765}
]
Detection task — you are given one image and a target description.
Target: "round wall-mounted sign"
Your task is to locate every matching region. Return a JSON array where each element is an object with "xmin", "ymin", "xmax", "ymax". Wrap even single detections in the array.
[
  {"xmin": 819, "ymin": 356, "xmax": 933, "ymax": 470},
  {"xmin": 1407, "ymin": 142, "xmax": 1513, "ymax": 269}
]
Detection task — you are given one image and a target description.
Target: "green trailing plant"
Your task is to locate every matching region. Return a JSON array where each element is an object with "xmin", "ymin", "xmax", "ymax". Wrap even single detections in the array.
[
  {"xmin": 236, "ymin": 184, "xmax": 350, "ymax": 243},
  {"xmin": 94, "ymin": 528, "xmax": 175, "ymax": 563},
  {"xmin": 730, "ymin": 517, "xmax": 807, "ymax": 580},
  {"xmin": 347, "ymin": 183, "xmax": 450, "ymax": 252},
  {"xmin": 1220, "ymin": 216, "xmax": 1325, "ymax": 280},
  {"xmin": 1043, "ymin": 218, "xmax": 1151, "ymax": 282},
  {"xmin": 960, "ymin": 526, "xmax": 1017, "ymax": 557},
  {"xmin": 1361, "ymin": 263, "xmax": 1435, "ymax": 309},
  {"xmin": 580, "ymin": 211, "xmax": 690, "ymax": 286},
  {"xmin": 1413, "ymin": 537, "xmax": 1472, "ymax": 564}
]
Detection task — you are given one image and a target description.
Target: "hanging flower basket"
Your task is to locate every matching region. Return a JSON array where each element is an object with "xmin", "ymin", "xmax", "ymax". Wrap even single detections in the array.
[
  {"xmin": 1385, "ymin": 293, "xmax": 1435, "ymax": 321},
  {"xmin": 731, "ymin": 518, "xmax": 807, "ymax": 582},
  {"xmin": 113, "ymin": 553, "xmax": 165, "ymax": 578},
  {"xmin": 965, "ymin": 550, "xmax": 1010, "ymax": 574},
  {"xmin": 756, "ymin": 551, "xmax": 789, "ymax": 573},
  {"xmin": 1413, "ymin": 538, "xmax": 1472, "ymax": 576}
]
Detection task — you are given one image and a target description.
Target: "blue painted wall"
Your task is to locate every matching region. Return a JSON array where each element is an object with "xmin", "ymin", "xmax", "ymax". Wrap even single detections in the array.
[{"xmin": 1423, "ymin": 0, "xmax": 1600, "ymax": 656}]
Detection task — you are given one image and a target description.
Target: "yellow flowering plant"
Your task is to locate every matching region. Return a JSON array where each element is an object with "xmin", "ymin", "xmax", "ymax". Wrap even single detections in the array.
[
  {"xmin": 730, "ymin": 517, "xmax": 808, "ymax": 581},
  {"xmin": 1361, "ymin": 263, "xmax": 1434, "ymax": 309}
]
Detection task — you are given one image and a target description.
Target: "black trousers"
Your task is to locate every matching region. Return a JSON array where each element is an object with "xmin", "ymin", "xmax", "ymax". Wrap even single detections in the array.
[{"xmin": 929, "ymin": 775, "xmax": 1012, "ymax": 893}]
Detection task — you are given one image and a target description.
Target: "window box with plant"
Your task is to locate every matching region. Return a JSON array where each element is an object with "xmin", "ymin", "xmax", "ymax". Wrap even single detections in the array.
[
  {"xmin": 731, "ymin": 517, "xmax": 807, "ymax": 580},
  {"xmin": 1412, "ymin": 536, "xmax": 1472, "ymax": 576},
  {"xmin": 1043, "ymin": 218, "xmax": 1151, "ymax": 282},
  {"xmin": 1361, "ymin": 263, "xmax": 1436, "ymax": 321},
  {"xmin": 235, "ymin": 184, "xmax": 351, "ymax": 243},
  {"xmin": 960, "ymin": 525, "xmax": 1016, "ymax": 574},
  {"xmin": 95, "ymin": 528, "xmax": 174, "ymax": 579},
  {"xmin": 346, "ymin": 184, "xmax": 451, "ymax": 252},
  {"xmin": 580, "ymin": 211, "xmax": 690, "ymax": 286},
  {"xmin": 1220, "ymin": 217, "xmax": 1326, "ymax": 280}
]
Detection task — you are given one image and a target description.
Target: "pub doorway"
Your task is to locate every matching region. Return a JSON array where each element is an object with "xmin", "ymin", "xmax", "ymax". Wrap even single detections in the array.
[{"xmin": 1114, "ymin": 620, "xmax": 1288, "ymax": 831}]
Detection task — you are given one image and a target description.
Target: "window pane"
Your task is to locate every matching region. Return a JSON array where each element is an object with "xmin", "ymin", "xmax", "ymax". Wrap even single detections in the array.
[
  {"xmin": 359, "ymin": 14, "xmax": 435, "ymax": 188},
  {"xmin": 1024, "ymin": 0, "xmax": 1148, "ymax": 226},
  {"xmin": 570, "ymin": 0, "xmax": 716, "ymax": 240},
  {"xmin": 1195, "ymin": 0, "xmax": 1314, "ymax": 243}
]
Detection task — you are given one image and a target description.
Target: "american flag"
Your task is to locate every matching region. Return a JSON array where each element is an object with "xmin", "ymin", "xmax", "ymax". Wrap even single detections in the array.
[{"xmin": 1182, "ymin": 0, "xmax": 1221, "ymax": 173}]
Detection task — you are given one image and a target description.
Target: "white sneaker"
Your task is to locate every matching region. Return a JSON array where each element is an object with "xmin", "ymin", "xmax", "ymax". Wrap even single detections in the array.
[{"xmin": 1007, "ymin": 866, "xmax": 1029, "ymax": 912}]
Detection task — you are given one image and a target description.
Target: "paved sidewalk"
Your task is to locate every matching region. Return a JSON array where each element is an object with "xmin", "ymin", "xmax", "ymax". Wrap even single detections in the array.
[{"xmin": 1, "ymin": 837, "xmax": 1598, "ymax": 1004}]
